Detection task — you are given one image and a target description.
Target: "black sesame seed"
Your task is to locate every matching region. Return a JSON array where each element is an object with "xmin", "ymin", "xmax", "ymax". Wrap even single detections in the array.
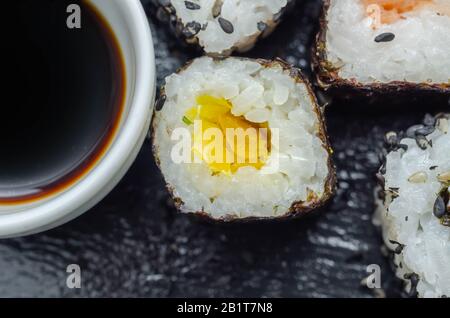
[
  {"xmin": 430, "ymin": 165, "xmax": 438, "ymax": 170},
  {"xmin": 218, "ymin": 17, "xmax": 234, "ymax": 34},
  {"xmin": 403, "ymin": 273, "xmax": 419, "ymax": 298},
  {"xmin": 433, "ymin": 195, "xmax": 446, "ymax": 218},
  {"xmin": 394, "ymin": 245, "xmax": 404, "ymax": 254},
  {"xmin": 406, "ymin": 124, "xmax": 424, "ymax": 138},
  {"xmin": 388, "ymin": 187, "xmax": 400, "ymax": 200},
  {"xmin": 185, "ymin": 1, "xmax": 201, "ymax": 10},
  {"xmin": 389, "ymin": 240, "xmax": 405, "ymax": 254},
  {"xmin": 257, "ymin": 21, "xmax": 268, "ymax": 32},
  {"xmin": 183, "ymin": 21, "xmax": 202, "ymax": 37},
  {"xmin": 374, "ymin": 32, "xmax": 395, "ymax": 43},
  {"xmin": 155, "ymin": 94, "xmax": 166, "ymax": 111},
  {"xmin": 181, "ymin": 29, "xmax": 193, "ymax": 38},
  {"xmin": 415, "ymin": 135, "xmax": 430, "ymax": 150},
  {"xmin": 397, "ymin": 143, "xmax": 408, "ymax": 152},
  {"xmin": 423, "ymin": 113, "xmax": 436, "ymax": 127},
  {"xmin": 415, "ymin": 125, "xmax": 435, "ymax": 136}
]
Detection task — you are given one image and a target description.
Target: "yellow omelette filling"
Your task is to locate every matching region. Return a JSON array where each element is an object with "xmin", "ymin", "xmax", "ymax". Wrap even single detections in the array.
[{"xmin": 182, "ymin": 95, "xmax": 271, "ymax": 175}]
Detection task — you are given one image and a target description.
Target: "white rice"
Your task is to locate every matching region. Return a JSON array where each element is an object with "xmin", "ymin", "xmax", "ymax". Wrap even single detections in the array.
[
  {"xmin": 153, "ymin": 56, "xmax": 331, "ymax": 219},
  {"xmin": 171, "ymin": 0, "xmax": 288, "ymax": 55},
  {"xmin": 325, "ymin": 0, "xmax": 450, "ymax": 84},
  {"xmin": 375, "ymin": 115, "xmax": 450, "ymax": 298}
]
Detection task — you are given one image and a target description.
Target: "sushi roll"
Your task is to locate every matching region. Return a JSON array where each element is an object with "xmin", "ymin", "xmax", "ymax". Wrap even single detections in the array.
[
  {"xmin": 152, "ymin": 0, "xmax": 293, "ymax": 56},
  {"xmin": 152, "ymin": 56, "xmax": 335, "ymax": 221},
  {"xmin": 313, "ymin": 0, "xmax": 450, "ymax": 94},
  {"xmin": 375, "ymin": 114, "xmax": 450, "ymax": 297}
]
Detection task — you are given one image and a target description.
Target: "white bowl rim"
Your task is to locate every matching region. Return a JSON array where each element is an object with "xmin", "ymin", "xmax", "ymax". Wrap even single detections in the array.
[{"xmin": 0, "ymin": 0, "xmax": 155, "ymax": 238}]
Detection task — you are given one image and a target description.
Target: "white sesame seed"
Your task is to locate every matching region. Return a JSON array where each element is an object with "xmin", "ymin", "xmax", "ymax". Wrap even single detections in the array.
[{"xmin": 408, "ymin": 171, "xmax": 428, "ymax": 183}]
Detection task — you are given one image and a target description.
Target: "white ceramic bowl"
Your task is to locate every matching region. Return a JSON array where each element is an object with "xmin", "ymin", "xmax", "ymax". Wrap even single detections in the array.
[{"xmin": 0, "ymin": 0, "xmax": 155, "ymax": 238}]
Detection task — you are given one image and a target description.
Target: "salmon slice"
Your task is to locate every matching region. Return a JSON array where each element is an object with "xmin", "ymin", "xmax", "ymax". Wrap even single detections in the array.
[{"xmin": 363, "ymin": 0, "xmax": 433, "ymax": 24}]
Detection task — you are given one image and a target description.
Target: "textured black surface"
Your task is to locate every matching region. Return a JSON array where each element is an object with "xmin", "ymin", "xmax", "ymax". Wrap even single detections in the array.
[{"xmin": 0, "ymin": 0, "xmax": 448, "ymax": 298}]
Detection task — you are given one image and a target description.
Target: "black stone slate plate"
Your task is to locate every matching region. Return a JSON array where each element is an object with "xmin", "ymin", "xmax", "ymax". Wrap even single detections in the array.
[{"xmin": 0, "ymin": 0, "xmax": 447, "ymax": 298}]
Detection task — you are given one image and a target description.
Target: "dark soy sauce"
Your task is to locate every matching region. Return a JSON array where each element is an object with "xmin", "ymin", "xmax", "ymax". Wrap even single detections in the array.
[{"xmin": 1, "ymin": 0, "xmax": 125, "ymax": 204}]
